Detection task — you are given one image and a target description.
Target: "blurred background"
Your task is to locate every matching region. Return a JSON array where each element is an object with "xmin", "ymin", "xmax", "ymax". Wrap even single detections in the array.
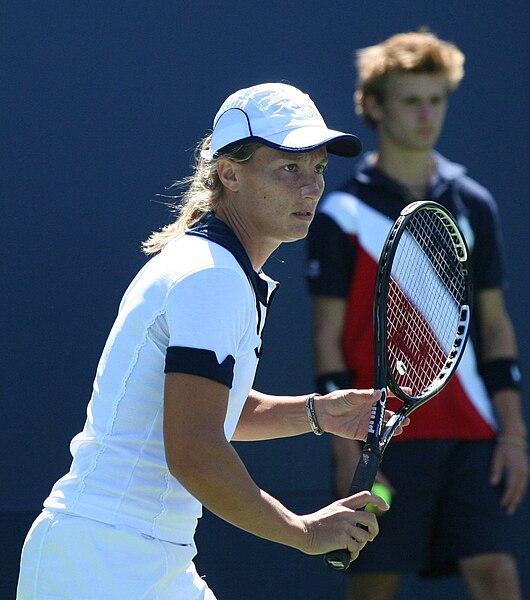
[{"xmin": 3, "ymin": 2, "xmax": 529, "ymax": 598}]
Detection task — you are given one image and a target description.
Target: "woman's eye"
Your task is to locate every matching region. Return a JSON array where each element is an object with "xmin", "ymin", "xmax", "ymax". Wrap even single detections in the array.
[
  {"xmin": 315, "ymin": 164, "xmax": 328, "ymax": 175},
  {"xmin": 283, "ymin": 164, "xmax": 297, "ymax": 172}
]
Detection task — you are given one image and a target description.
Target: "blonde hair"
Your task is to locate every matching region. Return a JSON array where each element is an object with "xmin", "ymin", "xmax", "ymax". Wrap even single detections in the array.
[
  {"xmin": 355, "ymin": 29, "xmax": 465, "ymax": 127},
  {"xmin": 142, "ymin": 136, "xmax": 261, "ymax": 255}
]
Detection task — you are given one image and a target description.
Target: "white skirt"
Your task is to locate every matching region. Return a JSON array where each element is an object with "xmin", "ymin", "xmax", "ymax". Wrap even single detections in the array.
[{"xmin": 17, "ymin": 510, "xmax": 217, "ymax": 599}]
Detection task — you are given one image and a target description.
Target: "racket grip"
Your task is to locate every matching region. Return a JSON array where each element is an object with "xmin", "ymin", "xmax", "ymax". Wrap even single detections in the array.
[
  {"xmin": 324, "ymin": 548, "xmax": 352, "ymax": 571},
  {"xmin": 324, "ymin": 449, "xmax": 382, "ymax": 571}
]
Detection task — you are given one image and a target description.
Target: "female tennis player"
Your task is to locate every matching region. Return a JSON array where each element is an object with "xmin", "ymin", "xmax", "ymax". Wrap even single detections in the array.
[{"xmin": 17, "ymin": 83, "xmax": 407, "ymax": 599}]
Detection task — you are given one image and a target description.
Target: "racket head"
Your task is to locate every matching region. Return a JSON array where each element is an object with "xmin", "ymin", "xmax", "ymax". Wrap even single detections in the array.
[{"xmin": 375, "ymin": 200, "xmax": 473, "ymax": 410}]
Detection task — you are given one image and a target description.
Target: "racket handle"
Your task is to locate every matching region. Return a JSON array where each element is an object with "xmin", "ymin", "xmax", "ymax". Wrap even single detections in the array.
[
  {"xmin": 348, "ymin": 449, "xmax": 381, "ymax": 491},
  {"xmin": 324, "ymin": 449, "xmax": 382, "ymax": 571},
  {"xmin": 324, "ymin": 548, "xmax": 352, "ymax": 571}
]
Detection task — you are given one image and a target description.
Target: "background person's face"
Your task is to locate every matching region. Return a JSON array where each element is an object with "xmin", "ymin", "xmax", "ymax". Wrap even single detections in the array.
[{"xmin": 373, "ymin": 73, "xmax": 449, "ymax": 152}]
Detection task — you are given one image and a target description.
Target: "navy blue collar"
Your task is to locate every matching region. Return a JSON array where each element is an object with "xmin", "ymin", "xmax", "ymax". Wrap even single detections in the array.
[
  {"xmin": 354, "ymin": 151, "xmax": 467, "ymax": 197},
  {"xmin": 186, "ymin": 213, "xmax": 273, "ymax": 307}
]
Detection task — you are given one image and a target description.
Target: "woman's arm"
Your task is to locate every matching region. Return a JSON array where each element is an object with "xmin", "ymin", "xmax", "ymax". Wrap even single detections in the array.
[
  {"xmin": 233, "ymin": 386, "xmax": 386, "ymax": 442},
  {"xmin": 163, "ymin": 372, "xmax": 386, "ymax": 559}
]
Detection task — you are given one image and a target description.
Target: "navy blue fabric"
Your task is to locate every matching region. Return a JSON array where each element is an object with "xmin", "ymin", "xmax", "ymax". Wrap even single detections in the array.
[
  {"xmin": 165, "ymin": 346, "xmax": 235, "ymax": 388},
  {"xmin": 347, "ymin": 440, "xmax": 522, "ymax": 578},
  {"xmin": 306, "ymin": 214, "xmax": 356, "ymax": 298}
]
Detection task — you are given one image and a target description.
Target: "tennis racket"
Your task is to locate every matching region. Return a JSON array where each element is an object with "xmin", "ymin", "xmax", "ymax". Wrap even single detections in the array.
[{"xmin": 325, "ymin": 200, "xmax": 473, "ymax": 571}]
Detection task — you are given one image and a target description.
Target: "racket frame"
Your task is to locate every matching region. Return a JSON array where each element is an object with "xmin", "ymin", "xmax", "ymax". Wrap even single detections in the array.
[{"xmin": 375, "ymin": 201, "xmax": 472, "ymax": 443}]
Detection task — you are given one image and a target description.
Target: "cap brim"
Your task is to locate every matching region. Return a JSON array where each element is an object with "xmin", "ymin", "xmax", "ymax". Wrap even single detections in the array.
[
  {"xmin": 265, "ymin": 126, "xmax": 362, "ymax": 157},
  {"xmin": 201, "ymin": 126, "xmax": 362, "ymax": 160}
]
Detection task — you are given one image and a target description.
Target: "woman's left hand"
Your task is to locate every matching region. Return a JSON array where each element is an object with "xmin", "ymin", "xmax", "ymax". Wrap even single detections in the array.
[{"xmin": 315, "ymin": 388, "xmax": 408, "ymax": 440}]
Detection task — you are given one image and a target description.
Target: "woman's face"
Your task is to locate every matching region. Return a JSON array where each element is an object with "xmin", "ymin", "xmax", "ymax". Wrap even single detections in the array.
[{"xmin": 216, "ymin": 145, "xmax": 328, "ymax": 266}]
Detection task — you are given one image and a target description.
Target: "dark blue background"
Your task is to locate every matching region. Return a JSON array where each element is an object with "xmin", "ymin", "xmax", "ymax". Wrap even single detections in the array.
[{"xmin": 3, "ymin": 2, "xmax": 529, "ymax": 598}]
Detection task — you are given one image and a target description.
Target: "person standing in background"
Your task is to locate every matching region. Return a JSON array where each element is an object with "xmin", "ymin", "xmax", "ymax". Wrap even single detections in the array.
[{"xmin": 306, "ymin": 30, "xmax": 527, "ymax": 600}]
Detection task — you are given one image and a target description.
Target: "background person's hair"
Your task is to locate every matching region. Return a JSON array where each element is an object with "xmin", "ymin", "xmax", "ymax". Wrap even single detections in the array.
[
  {"xmin": 143, "ymin": 136, "xmax": 262, "ymax": 255},
  {"xmin": 355, "ymin": 28, "xmax": 465, "ymax": 128}
]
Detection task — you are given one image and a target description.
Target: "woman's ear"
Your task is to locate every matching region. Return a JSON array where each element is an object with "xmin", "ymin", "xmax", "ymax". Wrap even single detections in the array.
[{"xmin": 216, "ymin": 158, "xmax": 240, "ymax": 192}]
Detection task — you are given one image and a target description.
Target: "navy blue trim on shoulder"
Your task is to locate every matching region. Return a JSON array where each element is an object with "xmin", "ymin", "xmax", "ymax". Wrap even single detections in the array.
[
  {"xmin": 186, "ymin": 213, "xmax": 271, "ymax": 306},
  {"xmin": 165, "ymin": 346, "xmax": 235, "ymax": 388}
]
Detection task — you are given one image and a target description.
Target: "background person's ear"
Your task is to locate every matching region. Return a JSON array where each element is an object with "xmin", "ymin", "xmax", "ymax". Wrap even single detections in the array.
[{"xmin": 363, "ymin": 93, "xmax": 384, "ymax": 124}]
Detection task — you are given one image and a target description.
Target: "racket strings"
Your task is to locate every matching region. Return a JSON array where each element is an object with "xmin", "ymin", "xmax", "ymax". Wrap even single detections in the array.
[{"xmin": 387, "ymin": 211, "xmax": 467, "ymax": 396}]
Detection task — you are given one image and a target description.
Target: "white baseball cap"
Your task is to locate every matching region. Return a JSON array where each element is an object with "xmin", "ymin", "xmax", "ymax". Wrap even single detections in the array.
[{"xmin": 201, "ymin": 82, "xmax": 362, "ymax": 159}]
